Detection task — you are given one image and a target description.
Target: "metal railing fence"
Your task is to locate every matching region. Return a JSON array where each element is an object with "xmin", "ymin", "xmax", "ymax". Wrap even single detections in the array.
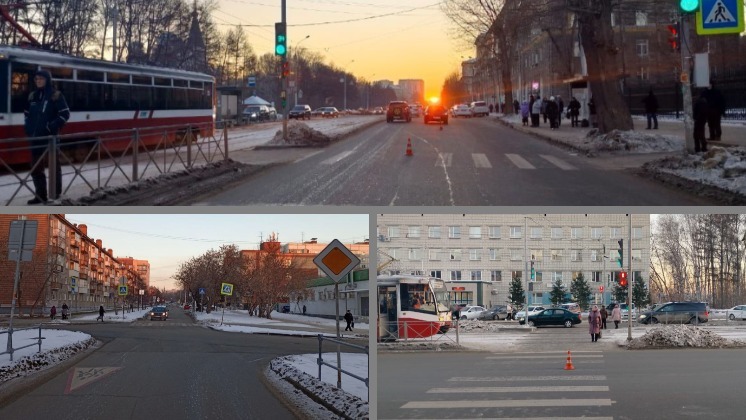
[
  {"xmin": 1, "ymin": 324, "xmax": 44, "ymax": 362},
  {"xmin": 316, "ymin": 334, "xmax": 368, "ymax": 400}
]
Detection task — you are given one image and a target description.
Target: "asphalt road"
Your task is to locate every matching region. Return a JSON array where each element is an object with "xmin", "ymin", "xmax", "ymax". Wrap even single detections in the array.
[
  {"xmin": 0, "ymin": 307, "xmax": 320, "ymax": 420},
  {"xmin": 194, "ymin": 117, "xmax": 711, "ymax": 205},
  {"xmin": 379, "ymin": 325, "xmax": 746, "ymax": 419}
]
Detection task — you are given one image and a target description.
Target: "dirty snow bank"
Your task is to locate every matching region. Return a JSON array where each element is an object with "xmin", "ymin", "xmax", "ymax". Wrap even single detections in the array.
[
  {"xmin": 268, "ymin": 121, "xmax": 333, "ymax": 146},
  {"xmin": 626, "ymin": 325, "xmax": 746, "ymax": 349},
  {"xmin": 582, "ymin": 129, "xmax": 683, "ymax": 154},
  {"xmin": 457, "ymin": 319, "xmax": 518, "ymax": 333},
  {"xmin": 0, "ymin": 335, "xmax": 95, "ymax": 383}
]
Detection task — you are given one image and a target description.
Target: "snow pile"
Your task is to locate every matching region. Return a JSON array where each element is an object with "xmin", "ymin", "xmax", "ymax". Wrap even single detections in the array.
[
  {"xmin": 583, "ymin": 129, "xmax": 683, "ymax": 154},
  {"xmin": 268, "ymin": 121, "xmax": 332, "ymax": 146},
  {"xmin": 626, "ymin": 325, "xmax": 745, "ymax": 349},
  {"xmin": 269, "ymin": 356, "xmax": 368, "ymax": 420},
  {"xmin": 378, "ymin": 341, "xmax": 462, "ymax": 351},
  {"xmin": 0, "ymin": 336, "xmax": 95, "ymax": 383},
  {"xmin": 457, "ymin": 319, "xmax": 509, "ymax": 333}
]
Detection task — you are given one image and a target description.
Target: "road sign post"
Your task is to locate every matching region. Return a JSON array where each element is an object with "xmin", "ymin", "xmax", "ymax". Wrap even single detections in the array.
[
  {"xmin": 220, "ymin": 283, "xmax": 234, "ymax": 325},
  {"xmin": 6, "ymin": 218, "xmax": 38, "ymax": 360}
]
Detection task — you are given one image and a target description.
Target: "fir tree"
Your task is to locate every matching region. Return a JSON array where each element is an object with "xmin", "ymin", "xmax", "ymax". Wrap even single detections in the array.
[
  {"xmin": 508, "ymin": 275, "xmax": 525, "ymax": 307},
  {"xmin": 632, "ymin": 273, "xmax": 650, "ymax": 308},
  {"xmin": 570, "ymin": 272, "xmax": 592, "ymax": 310},
  {"xmin": 549, "ymin": 279, "xmax": 566, "ymax": 306}
]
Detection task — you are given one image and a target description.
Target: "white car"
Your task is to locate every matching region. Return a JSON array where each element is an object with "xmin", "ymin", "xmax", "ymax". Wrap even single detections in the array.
[
  {"xmin": 452, "ymin": 104, "xmax": 472, "ymax": 118},
  {"xmin": 726, "ymin": 305, "xmax": 746, "ymax": 320},
  {"xmin": 469, "ymin": 100, "xmax": 490, "ymax": 117},
  {"xmin": 514, "ymin": 305, "xmax": 546, "ymax": 319},
  {"xmin": 459, "ymin": 305, "xmax": 487, "ymax": 320}
]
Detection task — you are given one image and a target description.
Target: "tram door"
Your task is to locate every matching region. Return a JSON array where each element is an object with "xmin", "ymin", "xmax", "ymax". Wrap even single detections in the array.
[{"xmin": 378, "ymin": 286, "xmax": 398, "ymax": 341}]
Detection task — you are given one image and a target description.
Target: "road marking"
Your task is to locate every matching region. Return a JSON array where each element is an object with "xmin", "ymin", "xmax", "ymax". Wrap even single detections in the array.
[
  {"xmin": 436, "ymin": 153, "xmax": 452, "ymax": 167},
  {"xmin": 485, "ymin": 354, "xmax": 604, "ymax": 359},
  {"xmin": 383, "ymin": 417, "xmax": 613, "ymax": 420},
  {"xmin": 472, "ymin": 153, "xmax": 492, "ymax": 168},
  {"xmin": 448, "ymin": 375, "xmax": 607, "ymax": 381},
  {"xmin": 401, "ymin": 399, "xmax": 613, "ymax": 409},
  {"xmin": 506, "ymin": 153, "xmax": 536, "ymax": 169},
  {"xmin": 428, "ymin": 385, "xmax": 609, "ymax": 393},
  {"xmin": 321, "ymin": 151, "xmax": 353, "ymax": 165},
  {"xmin": 540, "ymin": 154, "xmax": 577, "ymax": 170},
  {"xmin": 65, "ymin": 367, "xmax": 122, "ymax": 394}
]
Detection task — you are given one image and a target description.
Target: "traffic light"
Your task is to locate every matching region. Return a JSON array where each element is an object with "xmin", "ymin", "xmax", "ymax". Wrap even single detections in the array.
[
  {"xmin": 679, "ymin": 0, "xmax": 698, "ymax": 13},
  {"xmin": 281, "ymin": 61, "xmax": 290, "ymax": 78},
  {"xmin": 275, "ymin": 22, "xmax": 287, "ymax": 56},
  {"xmin": 667, "ymin": 23, "xmax": 680, "ymax": 52},
  {"xmin": 617, "ymin": 239, "xmax": 624, "ymax": 267},
  {"xmin": 530, "ymin": 256, "xmax": 535, "ymax": 280},
  {"xmin": 619, "ymin": 271, "xmax": 628, "ymax": 287}
]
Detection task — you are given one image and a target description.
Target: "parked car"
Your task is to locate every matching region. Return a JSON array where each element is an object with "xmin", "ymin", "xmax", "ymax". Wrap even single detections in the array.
[
  {"xmin": 519, "ymin": 307, "xmax": 582, "ymax": 328},
  {"xmin": 514, "ymin": 305, "xmax": 546, "ymax": 319},
  {"xmin": 319, "ymin": 107, "xmax": 340, "ymax": 118},
  {"xmin": 725, "ymin": 305, "xmax": 746, "ymax": 320},
  {"xmin": 424, "ymin": 104, "xmax": 449, "ymax": 125},
  {"xmin": 311, "ymin": 107, "xmax": 325, "ymax": 117},
  {"xmin": 477, "ymin": 305, "xmax": 508, "ymax": 321},
  {"xmin": 452, "ymin": 104, "xmax": 472, "ymax": 118},
  {"xmin": 607, "ymin": 302, "xmax": 637, "ymax": 319},
  {"xmin": 386, "ymin": 101, "xmax": 411, "ymax": 123},
  {"xmin": 409, "ymin": 104, "xmax": 422, "ymax": 117},
  {"xmin": 150, "ymin": 306, "xmax": 168, "ymax": 321},
  {"xmin": 372, "ymin": 107, "xmax": 384, "ymax": 115},
  {"xmin": 459, "ymin": 305, "xmax": 487, "ymax": 320},
  {"xmin": 242, "ymin": 105, "xmax": 274, "ymax": 122},
  {"xmin": 638, "ymin": 301, "xmax": 709, "ymax": 325},
  {"xmin": 289, "ymin": 104, "xmax": 312, "ymax": 120},
  {"xmin": 469, "ymin": 100, "xmax": 490, "ymax": 117},
  {"xmin": 183, "ymin": 304, "xmax": 191, "ymax": 310},
  {"xmin": 560, "ymin": 302, "xmax": 581, "ymax": 314}
]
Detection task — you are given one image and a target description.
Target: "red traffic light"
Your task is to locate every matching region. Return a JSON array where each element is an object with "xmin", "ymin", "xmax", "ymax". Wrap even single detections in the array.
[
  {"xmin": 667, "ymin": 23, "xmax": 680, "ymax": 51},
  {"xmin": 281, "ymin": 61, "xmax": 290, "ymax": 78},
  {"xmin": 619, "ymin": 271, "xmax": 628, "ymax": 287}
]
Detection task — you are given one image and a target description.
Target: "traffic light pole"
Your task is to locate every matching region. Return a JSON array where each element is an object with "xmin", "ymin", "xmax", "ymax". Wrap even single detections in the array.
[
  {"xmin": 680, "ymin": 13, "xmax": 695, "ymax": 153},
  {"xmin": 281, "ymin": 0, "xmax": 288, "ymax": 141},
  {"xmin": 627, "ymin": 215, "xmax": 633, "ymax": 341}
]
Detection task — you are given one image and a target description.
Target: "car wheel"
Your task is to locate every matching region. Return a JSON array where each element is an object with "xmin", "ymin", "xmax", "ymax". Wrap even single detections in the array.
[
  {"xmin": 493, "ymin": 315, "xmax": 498, "ymax": 320},
  {"xmin": 650, "ymin": 318, "xmax": 659, "ymax": 324},
  {"xmin": 729, "ymin": 313, "xmax": 736, "ymax": 320},
  {"xmin": 564, "ymin": 320, "xmax": 573, "ymax": 328},
  {"xmin": 528, "ymin": 320, "xmax": 535, "ymax": 327},
  {"xmin": 460, "ymin": 315, "xmax": 467, "ymax": 320}
]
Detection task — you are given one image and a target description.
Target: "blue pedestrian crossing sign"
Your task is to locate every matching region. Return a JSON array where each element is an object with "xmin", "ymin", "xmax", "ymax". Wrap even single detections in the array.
[
  {"xmin": 220, "ymin": 283, "xmax": 234, "ymax": 296},
  {"xmin": 697, "ymin": 0, "xmax": 744, "ymax": 35},
  {"xmin": 118, "ymin": 285, "xmax": 128, "ymax": 296}
]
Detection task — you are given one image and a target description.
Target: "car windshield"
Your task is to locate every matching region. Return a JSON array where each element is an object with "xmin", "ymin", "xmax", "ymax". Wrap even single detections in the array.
[{"xmin": 292, "ymin": 106, "xmax": 307, "ymax": 111}]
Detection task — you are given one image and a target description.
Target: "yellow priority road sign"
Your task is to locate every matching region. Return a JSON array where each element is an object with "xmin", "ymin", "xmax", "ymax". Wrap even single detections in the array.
[{"xmin": 313, "ymin": 239, "xmax": 361, "ymax": 283}]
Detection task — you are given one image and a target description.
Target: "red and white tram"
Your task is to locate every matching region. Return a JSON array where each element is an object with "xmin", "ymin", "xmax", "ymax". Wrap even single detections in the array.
[
  {"xmin": 0, "ymin": 45, "xmax": 215, "ymax": 165},
  {"xmin": 377, "ymin": 275, "xmax": 452, "ymax": 341}
]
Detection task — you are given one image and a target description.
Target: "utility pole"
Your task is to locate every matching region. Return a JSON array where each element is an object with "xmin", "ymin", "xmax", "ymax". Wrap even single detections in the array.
[
  {"xmin": 627, "ymin": 214, "xmax": 633, "ymax": 342},
  {"xmin": 680, "ymin": 12, "xmax": 695, "ymax": 153},
  {"xmin": 281, "ymin": 0, "xmax": 288, "ymax": 141},
  {"xmin": 111, "ymin": 8, "xmax": 119, "ymax": 62}
]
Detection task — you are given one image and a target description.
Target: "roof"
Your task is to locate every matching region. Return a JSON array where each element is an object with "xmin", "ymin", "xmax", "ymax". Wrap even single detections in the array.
[{"xmin": 243, "ymin": 95, "xmax": 271, "ymax": 105}]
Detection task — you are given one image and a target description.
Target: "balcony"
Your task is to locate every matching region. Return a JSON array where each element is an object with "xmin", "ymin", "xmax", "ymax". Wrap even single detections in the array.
[
  {"xmin": 78, "ymin": 272, "xmax": 88, "ymax": 280},
  {"xmin": 50, "ymin": 281, "xmax": 61, "ymax": 290},
  {"xmin": 69, "ymin": 238, "xmax": 78, "ymax": 247}
]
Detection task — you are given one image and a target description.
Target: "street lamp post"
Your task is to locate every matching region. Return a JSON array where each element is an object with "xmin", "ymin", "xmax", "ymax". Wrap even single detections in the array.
[
  {"xmin": 341, "ymin": 60, "xmax": 355, "ymax": 111},
  {"xmin": 292, "ymin": 35, "xmax": 310, "ymax": 106}
]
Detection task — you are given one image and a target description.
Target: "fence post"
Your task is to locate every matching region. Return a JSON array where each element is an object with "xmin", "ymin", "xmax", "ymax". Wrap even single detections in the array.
[
  {"xmin": 403, "ymin": 320, "xmax": 408, "ymax": 341},
  {"xmin": 47, "ymin": 136, "xmax": 58, "ymax": 200},
  {"xmin": 317, "ymin": 334, "xmax": 323, "ymax": 380},
  {"xmin": 186, "ymin": 125, "xmax": 193, "ymax": 167},
  {"xmin": 38, "ymin": 324, "xmax": 42, "ymax": 353},
  {"xmin": 456, "ymin": 318, "xmax": 460, "ymax": 345},
  {"xmin": 132, "ymin": 129, "xmax": 139, "ymax": 182},
  {"xmin": 223, "ymin": 125, "xmax": 229, "ymax": 161}
]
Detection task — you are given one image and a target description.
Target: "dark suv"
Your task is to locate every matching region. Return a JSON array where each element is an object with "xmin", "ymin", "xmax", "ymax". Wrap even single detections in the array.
[
  {"xmin": 638, "ymin": 301, "xmax": 709, "ymax": 324},
  {"xmin": 289, "ymin": 104, "xmax": 312, "ymax": 120},
  {"xmin": 386, "ymin": 101, "xmax": 411, "ymax": 123},
  {"xmin": 424, "ymin": 104, "xmax": 449, "ymax": 125}
]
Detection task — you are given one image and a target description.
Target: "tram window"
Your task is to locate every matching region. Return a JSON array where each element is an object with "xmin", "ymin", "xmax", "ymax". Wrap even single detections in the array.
[
  {"xmin": 56, "ymin": 81, "xmax": 75, "ymax": 108},
  {"xmin": 73, "ymin": 82, "xmax": 104, "ymax": 111},
  {"xmin": 187, "ymin": 89, "xmax": 200, "ymax": 109},
  {"xmin": 173, "ymin": 79, "xmax": 188, "ymax": 87},
  {"xmin": 49, "ymin": 66, "xmax": 73, "ymax": 80},
  {"xmin": 172, "ymin": 88, "xmax": 188, "ymax": 109},
  {"xmin": 153, "ymin": 87, "xmax": 169, "ymax": 109},
  {"xmin": 0, "ymin": 62, "xmax": 8, "ymax": 113},
  {"xmin": 189, "ymin": 80, "xmax": 203, "ymax": 89},
  {"xmin": 154, "ymin": 77, "xmax": 171, "ymax": 87},
  {"xmin": 131, "ymin": 85, "xmax": 152, "ymax": 109},
  {"xmin": 107, "ymin": 72, "xmax": 130, "ymax": 84},
  {"xmin": 132, "ymin": 75, "xmax": 152, "ymax": 85},
  {"xmin": 77, "ymin": 70, "xmax": 104, "ymax": 82},
  {"xmin": 104, "ymin": 85, "xmax": 130, "ymax": 110},
  {"xmin": 10, "ymin": 62, "xmax": 34, "ymax": 113}
]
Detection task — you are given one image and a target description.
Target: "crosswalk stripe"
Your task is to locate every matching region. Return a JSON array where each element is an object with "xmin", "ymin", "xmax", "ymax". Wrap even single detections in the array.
[
  {"xmin": 428, "ymin": 385, "xmax": 609, "ymax": 393},
  {"xmin": 485, "ymin": 355, "xmax": 603, "ymax": 359},
  {"xmin": 449, "ymin": 375, "xmax": 607, "ymax": 381},
  {"xmin": 472, "ymin": 153, "xmax": 492, "ymax": 168},
  {"xmin": 506, "ymin": 153, "xmax": 536, "ymax": 169},
  {"xmin": 401, "ymin": 399, "xmax": 613, "ymax": 409},
  {"xmin": 540, "ymin": 154, "xmax": 577, "ymax": 170},
  {"xmin": 436, "ymin": 153, "xmax": 452, "ymax": 167},
  {"xmin": 321, "ymin": 151, "xmax": 353, "ymax": 165}
]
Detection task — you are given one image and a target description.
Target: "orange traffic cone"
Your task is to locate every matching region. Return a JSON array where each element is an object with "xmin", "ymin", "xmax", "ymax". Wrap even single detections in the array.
[
  {"xmin": 564, "ymin": 350, "xmax": 575, "ymax": 370},
  {"xmin": 405, "ymin": 138, "xmax": 413, "ymax": 156}
]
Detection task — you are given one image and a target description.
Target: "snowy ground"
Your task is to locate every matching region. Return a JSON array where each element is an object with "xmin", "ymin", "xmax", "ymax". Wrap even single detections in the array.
[{"xmin": 1, "ymin": 309, "xmax": 369, "ymax": 419}]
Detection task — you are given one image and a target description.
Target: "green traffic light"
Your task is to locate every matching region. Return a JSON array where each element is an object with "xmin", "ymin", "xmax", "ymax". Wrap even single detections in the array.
[
  {"xmin": 275, "ymin": 45, "xmax": 286, "ymax": 55},
  {"xmin": 680, "ymin": 0, "xmax": 698, "ymax": 13}
]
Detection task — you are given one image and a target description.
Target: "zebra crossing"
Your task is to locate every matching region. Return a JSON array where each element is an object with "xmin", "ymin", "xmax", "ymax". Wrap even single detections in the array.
[
  {"xmin": 394, "ymin": 351, "xmax": 613, "ymax": 419},
  {"xmin": 134, "ymin": 321, "xmax": 198, "ymax": 327},
  {"xmin": 436, "ymin": 153, "xmax": 578, "ymax": 170}
]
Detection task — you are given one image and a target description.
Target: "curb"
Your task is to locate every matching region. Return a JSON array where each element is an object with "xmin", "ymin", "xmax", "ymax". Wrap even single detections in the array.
[{"xmin": 494, "ymin": 117, "xmax": 594, "ymax": 156}]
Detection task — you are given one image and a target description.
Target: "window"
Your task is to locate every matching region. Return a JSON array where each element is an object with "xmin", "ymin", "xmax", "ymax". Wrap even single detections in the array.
[
  {"xmin": 407, "ymin": 226, "xmax": 421, "ymax": 238},
  {"xmin": 610, "ymin": 227, "xmax": 622, "ymax": 239},
  {"xmin": 636, "ymin": 39, "xmax": 649, "ymax": 57},
  {"xmin": 450, "ymin": 271, "xmax": 462, "ymax": 281},
  {"xmin": 408, "ymin": 248, "xmax": 422, "ymax": 260},
  {"xmin": 550, "ymin": 249, "xmax": 562, "ymax": 261},
  {"xmin": 409, "ymin": 270, "xmax": 424, "ymax": 276},
  {"xmin": 530, "ymin": 227, "xmax": 543, "ymax": 239},
  {"xmin": 573, "ymin": 41, "xmax": 580, "ymax": 57},
  {"xmin": 491, "ymin": 270, "xmax": 502, "ymax": 282},
  {"xmin": 571, "ymin": 227, "xmax": 583, "ymax": 239},
  {"xmin": 448, "ymin": 226, "xmax": 461, "ymax": 239},
  {"xmin": 469, "ymin": 226, "xmax": 482, "ymax": 239},
  {"xmin": 471, "ymin": 271, "xmax": 482, "ymax": 281},
  {"xmin": 551, "ymin": 272, "xmax": 563, "ymax": 282},
  {"xmin": 571, "ymin": 250, "xmax": 582, "ymax": 262},
  {"xmin": 632, "ymin": 249, "xmax": 642, "ymax": 262},
  {"xmin": 429, "ymin": 249, "xmax": 440, "ymax": 261},
  {"xmin": 551, "ymin": 227, "xmax": 563, "ymax": 239},
  {"xmin": 510, "ymin": 226, "xmax": 522, "ymax": 239},
  {"xmin": 388, "ymin": 226, "xmax": 400, "ymax": 238},
  {"xmin": 489, "ymin": 226, "xmax": 501, "ymax": 238},
  {"xmin": 591, "ymin": 227, "xmax": 603, "ymax": 239},
  {"xmin": 635, "ymin": 11, "xmax": 647, "ymax": 26},
  {"xmin": 428, "ymin": 226, "xmax": 441, "ymax": 238},
  {"xmin": 489, "ymin": 248, "xmax": 499, "ymax": 261},
  {"xmin": 533, "ymin": 271, "xmax": 543, "ymax": 282},
  {"xmin": 638, "ymin": 66, "xmax": 649, "ymax": 81},
  {"xmin": 530, "ymin": 249, "xmax": 543, "ymax": 261},
  {"xmin": 388, "ymin": 248, "xmax": 399, "ymax": 259},
  {"xmin": 592, "ymin": 271, "xmax": 602, "ymax": 282},
  {"xmin": 632, "ymin": 227, "xmax": 643, "ymax": 239},
  {"xmin": 430, "ymin": 270, "xmax": 442, "ymax": 279},
  {"xmin": 510, "ymin": 249, "xmax": 523, "ymax": 261},
  {"xmin": 469, "ymin": 249, "xmax": 482, "ymax": 261},
  {"xmin": 511, "ymin": 271, "xmax": 522, "ymax": 281},
  {"xmin": 591, "ymin": 249, "xmax": 600, "ymax": 262},
  {"xmin": 611, "ymin": 12, "xmax": 616, "ymax": 27},
  {"xmin": 572, "ymin": 271, "xmax": 583, "ymax": 282},
  {"xmin": 450, "ymin": 249, "xmax": 462, "ymax": 261}
]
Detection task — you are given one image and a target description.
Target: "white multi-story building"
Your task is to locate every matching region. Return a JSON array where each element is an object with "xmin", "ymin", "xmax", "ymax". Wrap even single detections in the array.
[{"xmin": 377, "ymin": 214, "xmax": 650, "ymax": 308}]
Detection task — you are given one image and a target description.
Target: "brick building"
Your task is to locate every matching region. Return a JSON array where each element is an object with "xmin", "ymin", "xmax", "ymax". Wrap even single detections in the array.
[{"xmin": 0, "ymin": 214, "xmax": 148, "ymax": 315}]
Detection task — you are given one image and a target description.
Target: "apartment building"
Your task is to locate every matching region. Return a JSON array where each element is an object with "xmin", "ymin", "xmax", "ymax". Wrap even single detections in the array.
[{"xmin": 377, "ymin": 214, "xmax": 650, "ymax": 308}]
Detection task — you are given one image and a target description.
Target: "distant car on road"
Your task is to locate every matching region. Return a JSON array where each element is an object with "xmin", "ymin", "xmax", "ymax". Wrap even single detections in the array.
[
  {"xmin": 150, "ymin": 306, "xmax": 168, "ymax": 321},
  {"xmin": 452, "ymin": 104, "xmax": 472, "ymax": 118},
  {"xmin": 319, "ymin": 107, "xmax": 340, "ymax": 118},
  {"xmin": 514, "ymin": 305, "xmax": 546, "ymax": 319},
  {"xmin": 459, "ymin": 305, "xmax": 486, "ymax": 320},
  {"xmin": 470, "ymin": 100, "xmax": 490, "ymax": 117},
  {"xmin": 725, "ymin": 305, "xmax": 746, "ymax": 320},
  {"xmin": 289, "ymin": 104, "xmax": 312, "ymax": 120},
  {"xmin": 477, "ymin": 305, "xmax": 508, "ymax": 321},
  {"xmin": 638, "ymin": 301, "xmax": 709, "ymax": 325},
  {"xmin": 424, "ymin": 104, "xmax": 449, "ymax": 125},
  {"xmin": 386, "ymin": 101, "xmax": 411, "ymax": 123},
  {"xmin": 519, "ymin": 307, "xmax": 582, "ymax": 328},
  {"xmin": 183, "ymin": 304, "xmax": 191, "ymax": 310}
]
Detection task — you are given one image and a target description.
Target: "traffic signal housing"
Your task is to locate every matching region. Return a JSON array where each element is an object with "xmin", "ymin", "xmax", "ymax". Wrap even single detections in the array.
[
  {"xmin": 617, "ymin": 239, "xmax": 624, "ymax": 267},
  {"xmin": 281, "ymin": 61, "xmax": 290, "ymax": 78},
  {"xmin": 275, "ymin": 22, "xmax": 287, "ymax": 56},
  {"xmin": 667, "ymin": 23, "xmax": 680, "ymax": 52},
  {"xmin": 679, "ymin": 0, "xmax": 699, "ymax": 13},
  {"xmin": 619, "ymin": 271, "xmax": 628, "ymax": 287}
]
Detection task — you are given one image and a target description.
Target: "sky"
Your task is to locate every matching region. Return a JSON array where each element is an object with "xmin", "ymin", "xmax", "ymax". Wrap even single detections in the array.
[
  {"xmin": 65, "ymin": 214, "xmax": 369, "ymax": 290},
  {"xmin": 211, "ymin": 0, "xmax": 470, "ymax": 99}
]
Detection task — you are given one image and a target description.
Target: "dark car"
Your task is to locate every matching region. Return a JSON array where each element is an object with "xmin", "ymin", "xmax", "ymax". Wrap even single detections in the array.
[
  {"xmin": 289, "ymin": 104, "xmax": 312, "ymax": 120},
  {"xmin": 424, "ymin": 104, "xmax": 449, "ymax": 125},
  {"xmin": 319, "ymin": 107, "xmax": 340, "ymax": 118},
  {"xmin": 638, "ymin": 301, "xmax": 709, "ymax": 324},
  {"xmin": 477, "ymin": 305, "xmax": 509, "ymax": 321},
  {"xmin": 243, "ymin": 105, "xmax": 273, "ymax": 122},
  {"xmin": 150, "ymin": 306, "xmax": 168, "ymax": 321},
  {"xmin": 386, "ymin": 101, "xmax": 411, "ymax": 123},
  {"xmin": 518, "ymin": 307, "xmax": 582, "ymax": 328}
]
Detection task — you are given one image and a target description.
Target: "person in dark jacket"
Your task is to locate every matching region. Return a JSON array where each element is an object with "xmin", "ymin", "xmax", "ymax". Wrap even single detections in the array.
[
  {"xmin": 513, "ymin": 99, "xmax": 520, "ymax": 114},
  {"xmin": 50, "ymin": 305, "xmax": 57, "ymax": 320},
  {"xmin": 568, "ymin": 97, "xmax": 581, "ymax": 127},
  {"xmin": 704, "ymin": 84, "xmax": 725, "ymax": 141},
  {"xmin": 24, "ymin": 69, "xmax": 70, "ymax": 204},
  {"xmin": 546, "ymin": 96, "xmax": 559, "ymax": 129},
  {"xmin": 98, "ymin": 305, "xmax": 105, "ymax": 322},
  {"xmin": 588, "ymin": 97, "xmax": 597, "ymax": 127},
  {"xmin": 556, "ymin": 96, "xmax": 565, "ymax": 127},
  {"xmin": 693, "ymin": 92, "xmax": 709, "ymax": 153},
  {"xmin": 344, "ymin": 310, "xmax": 354, "ymax": 331},
  {"xmin": 642, "ymin": 90, "xmax": 659, "ymax": 130},
  {"xmin": 62, "ymin": 303, "xmax": 69, "ymax": 320}
]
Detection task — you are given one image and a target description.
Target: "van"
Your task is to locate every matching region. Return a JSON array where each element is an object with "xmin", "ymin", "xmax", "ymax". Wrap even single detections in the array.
[
  {"xmin": 469, "ymin": 101, "xmax": 490, "ymax": 117},
  {"xmin": 638, "ymin": 301, "xmax": 708, "ymax": 324},
  {"xmin": 607, "ymin": 302, "xmax": 636, "ymax": 319},
  {"xmin": 560, "ymin": 303, "xmax": 581, "ymax": 314}
]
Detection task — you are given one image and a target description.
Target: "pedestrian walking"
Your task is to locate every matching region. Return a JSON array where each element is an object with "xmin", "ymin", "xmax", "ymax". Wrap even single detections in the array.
[
  {"xmin": 24, "ymin": 69, "xmax": 70, "ymax": 204},
  {"xmin": 50, "ymin": 305, "xmax": 57, "ymax": 320},
  {"xmin": 568, "ymin": 97, "xmax": 581, "ymax": 127},
  {"xmin": 62, "ymin": 303, "xmax": 69, "ymax": 320},
  {"xmin": 540, "ymin": 96, "xmax": 549, "ymax": 124},
  {"xmin": 704, "ymin": 84, "xmax": 725, "ymax": 141},
  {"xmin": 489, "ymin": 103, "xmax": 494, "ymax": 114},
  {"xmin": 588, "ymin": 97, "xmax": 597, "ymax": 128},
  {"xmin": 642, "ymin": 90, "xmax": 659, "ymax": 129},
  {"xmin": 302, "ymin": 304, "xmax": 307, "ymax": 315},
  {"xmin": 520, "ymin": 100, "xmax": 530, "ymax": 126},
  {"xmin": 531, "ymin": 97, "xmax": 542, "ymax": 127},
  {"xmin": 600, "ymin": 306, "xmax": 608, "ymax": 330},
  {"xmin": 611, "ymin": 304, "xmax": 622, "ymax": 329},
  {"xmin": 546, "ymin": 96, "xmax": 559, "ymax": 129},
  {"xmin": 588, "ymin": 306, "xmax": 601, "ymax": 342},
  {"xmin": 693, "ymin": 92, "xmax": 709, "ymax": 153},
  {"xmin": 98, "ymin": 305, "xmax": 105, "ymax": 322},
  {"xmin": 344, "ymin": 309, "xmax": 354, "ymax": 331},
  {"xmin": 513, "ymin": 99, "xmax": 520, "ymax": 114},
  {"xmin": 556, "ymin": 96, "xmax": 565, "ymax": 127}
]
